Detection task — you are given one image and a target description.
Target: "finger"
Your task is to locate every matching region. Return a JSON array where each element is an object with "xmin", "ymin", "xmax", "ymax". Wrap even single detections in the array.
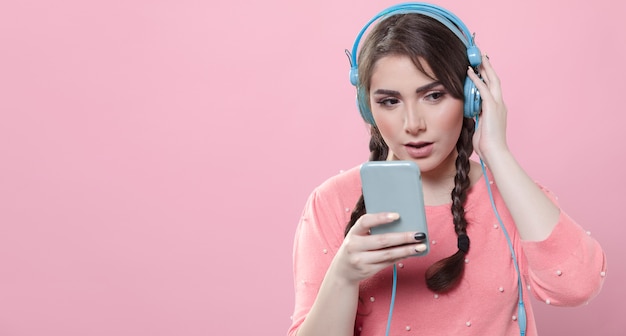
[
  {"xmin": 478, "ymin": 55, "xmax": 504, "ymax": 102},
  {"xmin": 362, "ymin": 230, "xmax": 427, "ymax": 251},
  {"xmin": 365, "ymin": 242, "xmax": 428, "ymax": 264},
  {"xmin": 467, "ymin": 66, "xmax": 493, "ymax": 101},
  {"xmin": 481, "ymin": 54, "xmax": 501, "ymax": 88},
  {"xmin": 350, "ymin": 212, "xmax": 400, "ymax": 236}
]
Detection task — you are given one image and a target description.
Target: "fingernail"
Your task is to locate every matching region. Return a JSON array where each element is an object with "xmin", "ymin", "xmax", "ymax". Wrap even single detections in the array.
[
  {"xmin": 485, "ymin": 54, "xmax": 490, "ymax": 60},
  {"xmin": 386, "ymin": 213, "xmax": 400, "ymax": 220},
  {"xmin": 414, "ymin": 232, "xmax": 426, "ymax": 241},
  {"xmin": 415, "ymin": 244, "xmax": 427, "ymax": 253}
]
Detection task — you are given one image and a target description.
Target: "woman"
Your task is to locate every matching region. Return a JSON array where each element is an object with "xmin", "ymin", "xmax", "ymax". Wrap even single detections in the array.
[{"xmin": 288, "ymin": 3, "xmax": 606, "ymax": 335}]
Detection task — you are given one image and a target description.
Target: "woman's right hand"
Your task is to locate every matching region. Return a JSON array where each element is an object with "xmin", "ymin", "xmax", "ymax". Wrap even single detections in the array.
[{"xmin": 329, "ymin": 212, "xmax": 428, "ymax": 285}]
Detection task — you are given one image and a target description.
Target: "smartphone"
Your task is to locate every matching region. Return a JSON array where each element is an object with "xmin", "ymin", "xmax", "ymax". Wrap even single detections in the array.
[{"xmin": 360, "ymin": 160, "xmax": 429, "ymax": 256}]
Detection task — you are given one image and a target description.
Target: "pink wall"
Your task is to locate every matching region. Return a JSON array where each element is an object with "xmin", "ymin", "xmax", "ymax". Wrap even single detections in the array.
[{"xmin": 0, "ymin": 0, "xmax": 623, "ymax": 335}]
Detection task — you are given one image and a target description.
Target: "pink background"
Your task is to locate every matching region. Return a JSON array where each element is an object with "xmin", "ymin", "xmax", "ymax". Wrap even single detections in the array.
[{"xmin": 0, "ymin": 0, "xmax": 624, "ymax": 335}]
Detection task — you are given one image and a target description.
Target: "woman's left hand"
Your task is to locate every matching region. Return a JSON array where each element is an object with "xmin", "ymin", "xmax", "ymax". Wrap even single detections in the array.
[{"xmin": 467, "ymin": 55, "xmax": 509, "ymax": 165}]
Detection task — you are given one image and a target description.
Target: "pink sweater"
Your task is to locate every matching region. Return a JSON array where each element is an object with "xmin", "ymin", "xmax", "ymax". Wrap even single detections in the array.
[{"xmin": 288, "ymin": 165, "xmax": 606, "ymax": 336}]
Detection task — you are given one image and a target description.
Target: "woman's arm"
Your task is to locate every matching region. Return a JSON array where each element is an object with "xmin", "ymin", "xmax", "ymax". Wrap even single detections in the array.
[
  {"xmin": 290, "ymin": 188, "xmax": 426, "ymax": 336},
  {"xmin": 468, "ymin": 55, "xmax": 560, "ymax": 241},
  {"xmin": 468, "ymin": 55, "xmax": 606, "ymax": 304}
]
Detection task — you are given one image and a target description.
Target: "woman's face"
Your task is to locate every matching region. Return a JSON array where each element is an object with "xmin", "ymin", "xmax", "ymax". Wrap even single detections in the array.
[{"xmin": 369, "ymin": 55, "xmax": 464, "ymax": 176}]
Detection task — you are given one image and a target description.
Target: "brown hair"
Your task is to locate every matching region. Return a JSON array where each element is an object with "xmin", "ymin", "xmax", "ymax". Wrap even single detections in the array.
[{"xmin": 344, "ymin": 13, "xmax": 476, "ymax": 293}]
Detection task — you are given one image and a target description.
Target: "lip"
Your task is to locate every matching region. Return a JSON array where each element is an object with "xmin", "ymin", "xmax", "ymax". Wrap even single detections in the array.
[{"xmin": 404, "ymin": 142, "xmax": 433, "ymax": 159}]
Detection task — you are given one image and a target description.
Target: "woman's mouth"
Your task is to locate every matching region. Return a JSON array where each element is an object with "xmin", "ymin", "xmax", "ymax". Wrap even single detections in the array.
[{"xmin": 404, "ymin": 142, "xmax": 433, "ymax": 158}]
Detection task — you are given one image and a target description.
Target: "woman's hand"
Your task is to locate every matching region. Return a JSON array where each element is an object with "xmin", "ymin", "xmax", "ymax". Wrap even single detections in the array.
[
  {"xmin": 328, "ymin": 212, "xmax": 428, "ymax": 285},
  {"xmin": 467, "ymin": 55, "xmax": 510, "ymax": 166}
]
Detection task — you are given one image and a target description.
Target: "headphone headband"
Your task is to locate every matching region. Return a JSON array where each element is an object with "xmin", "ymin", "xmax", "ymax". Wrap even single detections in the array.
[
  {"xmin": 349, "ymin": 2, "xmax": 480, "ymax": 86},
  {"xmin": 347, "ymin": 2, "xmax": 482, "ymax": 123}
]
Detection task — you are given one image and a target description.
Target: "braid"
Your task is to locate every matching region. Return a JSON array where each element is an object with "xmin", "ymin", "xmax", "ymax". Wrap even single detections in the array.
[
  {"xmin": 344, "ymin": 119, "xmax": 477, "ymax": 294},
  {"xmin": 425, "ymin": 117, "xmax": 476, "ymax": 292},
  {"xmin": 345, "ymin": 127, "xmax": 388, "ymax": 237}
]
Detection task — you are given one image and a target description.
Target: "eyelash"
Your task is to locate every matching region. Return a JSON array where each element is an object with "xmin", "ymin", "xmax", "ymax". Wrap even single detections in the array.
[
  {"xmin": 426, "ymin": 91, "xmax": 445, "ymax": 101},
  {"xmin": 376, "ymin": 97, "xmax": 400, "ymax": 107},
  {"xmin": 375, "ymin": 91, "xmax": 447, "ymax": 107}
]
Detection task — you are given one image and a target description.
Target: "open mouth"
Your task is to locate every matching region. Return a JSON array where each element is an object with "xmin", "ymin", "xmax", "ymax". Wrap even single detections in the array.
[
  {"xmin": 406, "ymin": 142, "xmax": 431, "ymax": 148},
  {"xmin": 404, "ymin": 142, "xmax": 433, "ymax": 158}
]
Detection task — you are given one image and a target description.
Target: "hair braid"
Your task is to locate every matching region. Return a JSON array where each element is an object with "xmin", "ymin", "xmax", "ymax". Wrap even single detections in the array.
[
  {"xmin": 345, "ymin": 127, "xmax": 388, "ymax": 237},
  {"xmin": 425, "ymin": 117, "xmax": 476, "ymax": 292},
  {"xmin": 344, "ymin": 119, "xmax": 476, "ymax": 294}
]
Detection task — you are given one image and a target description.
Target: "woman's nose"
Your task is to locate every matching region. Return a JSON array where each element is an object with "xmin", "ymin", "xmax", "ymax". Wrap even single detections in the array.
[{"xmin": 404, "ymin": 105, "xmax": 425, "ymax": 135}]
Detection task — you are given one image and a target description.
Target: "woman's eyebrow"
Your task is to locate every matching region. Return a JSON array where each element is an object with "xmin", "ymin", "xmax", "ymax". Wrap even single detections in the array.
[{"xmin": 372, "ymin": 81, "xmax": 442, "ymax": 96}]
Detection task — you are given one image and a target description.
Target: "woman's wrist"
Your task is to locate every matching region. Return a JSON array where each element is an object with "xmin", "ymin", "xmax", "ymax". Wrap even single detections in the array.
[
  {"xmin": 325, "ymin": 259, "xmax": 362, "ymax": 289},
  {"xmin": 478, "ymin": 144, "xmax": 511, "ymax": 170}
]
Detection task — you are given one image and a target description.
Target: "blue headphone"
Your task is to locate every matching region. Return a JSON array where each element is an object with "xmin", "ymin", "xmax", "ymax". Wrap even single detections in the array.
[{"xmin": 346, "ymin": 2, "xmax": 482, "ymax": 125}]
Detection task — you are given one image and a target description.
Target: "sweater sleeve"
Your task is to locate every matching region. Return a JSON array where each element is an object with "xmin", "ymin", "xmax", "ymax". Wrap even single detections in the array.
[
  {"xmin": 287, "ymin": 184, "xmax": 348, "ymax": 336},
  {"xmin": 520, "ymin": 185, "xmax": 607, "ymax": 307}
]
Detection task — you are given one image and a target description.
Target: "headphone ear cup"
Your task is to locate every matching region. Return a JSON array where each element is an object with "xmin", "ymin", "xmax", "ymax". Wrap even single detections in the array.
[
  {"xmin": 350, "ymin": 67, "xmax": 359, "ymax": 87},
  {"xmin": 463, "ymin": 76, "xmax": 481, "ymax": 118},
  {"xmin": 466, "ymin": 45, "xmax": 482, "ymax": 68},
  {"xmin": 357, "ymin": 86, "xmax": 376, "ymax": 125}
]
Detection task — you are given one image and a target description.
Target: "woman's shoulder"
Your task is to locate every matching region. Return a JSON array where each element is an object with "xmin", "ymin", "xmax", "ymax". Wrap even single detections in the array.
[
  {"xmin": 303, "ymin": 165, "xmax": 363, "ymax": 223},
  {"xmin": 314, "ymin": 165, "xmax": 362, "ymax": 198}
]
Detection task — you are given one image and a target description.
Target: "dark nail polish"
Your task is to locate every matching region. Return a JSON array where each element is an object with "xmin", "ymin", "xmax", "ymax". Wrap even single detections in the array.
[{"xmin": 414, "ymin": 232, "xmax": 426, "ymax": 241}]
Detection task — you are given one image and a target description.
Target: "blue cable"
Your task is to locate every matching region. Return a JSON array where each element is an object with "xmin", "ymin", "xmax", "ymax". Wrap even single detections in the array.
[
  {"xmin": 382, "ymin": 116, "xmax": 526, "ymax": 336},
  {"xmin": 476, "ymin": 115, "xmax": 527, "ymax": 335},
  {"xmin": 384, "ymin": 264, "xmax": 398, "ymax": 336}
]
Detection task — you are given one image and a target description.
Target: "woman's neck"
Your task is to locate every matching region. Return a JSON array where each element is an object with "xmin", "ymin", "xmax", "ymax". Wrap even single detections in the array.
[{"xmin": 421, "ymin": 156, "xmax": 482, "ymax": 206}]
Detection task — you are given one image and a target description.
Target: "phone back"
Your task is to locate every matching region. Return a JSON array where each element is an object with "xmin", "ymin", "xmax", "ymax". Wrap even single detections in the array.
[{"xmin": 360, "ymin": 161, "xmax": 429, "ymax": 255}]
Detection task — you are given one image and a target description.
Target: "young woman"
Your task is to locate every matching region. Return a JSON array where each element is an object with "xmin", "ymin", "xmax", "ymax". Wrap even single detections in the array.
[{"xmin": 288, "ymin": 4, "xmax": 606, "ymax": 336}]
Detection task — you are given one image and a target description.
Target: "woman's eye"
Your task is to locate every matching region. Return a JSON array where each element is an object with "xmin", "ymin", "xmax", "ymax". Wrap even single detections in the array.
[
  {"xmin": 425, "ymin": 91, "xmax": 445, "ymax": 101},
  {"xmin": 377, "ymin": 98, "xmax": 400, "ymax": 107}
]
